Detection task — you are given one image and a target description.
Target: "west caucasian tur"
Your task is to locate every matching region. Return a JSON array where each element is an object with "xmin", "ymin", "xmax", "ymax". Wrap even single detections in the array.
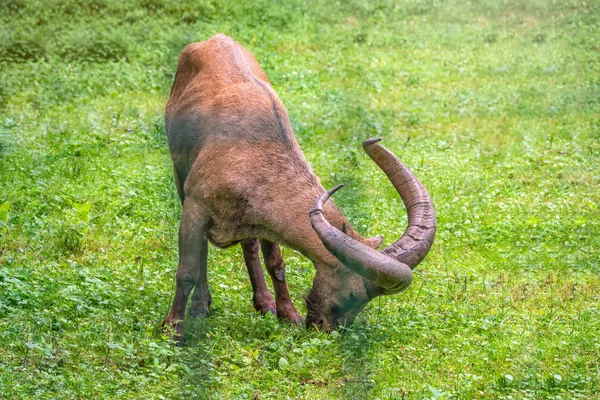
[{"xmin": 162, "ymin": 34, "xmax": 436, "ymax": 344}]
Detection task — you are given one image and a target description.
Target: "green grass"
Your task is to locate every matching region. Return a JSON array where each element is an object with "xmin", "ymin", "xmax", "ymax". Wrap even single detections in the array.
[{"xmin": 1, "ymin": 0, "xmax": 599, "ymax": 398}]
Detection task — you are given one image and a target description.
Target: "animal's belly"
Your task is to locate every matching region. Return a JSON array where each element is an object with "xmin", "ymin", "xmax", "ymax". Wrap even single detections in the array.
[
  {"xmin": 207, "ymin": 236, "xmax": 240, "ymax": 248},
  {"xmin": 206, "ymin": 220, "xmax": 260, "ymax": 248},
  {"xmin": 206, "ymin": 222, "xmax": 239, "ymax": 248}
]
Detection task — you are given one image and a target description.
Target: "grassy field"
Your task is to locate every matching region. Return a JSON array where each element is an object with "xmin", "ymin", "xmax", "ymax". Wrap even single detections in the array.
[{"xmin": 1, "ymin": 0, "xmax": 599, "ymax": 398}]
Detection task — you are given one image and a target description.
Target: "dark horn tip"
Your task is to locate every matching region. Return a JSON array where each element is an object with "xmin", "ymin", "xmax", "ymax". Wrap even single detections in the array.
[
  {"xmin": 310, "ymin": 184, "xmax": 345, "ymax": 215},
  {"xmin": 328, "ymin": 183, "xmax": 345, "ymax": 195},
  {"xmin": 363, "ymin": 137, "xmax": 382, "ymax": 146}
]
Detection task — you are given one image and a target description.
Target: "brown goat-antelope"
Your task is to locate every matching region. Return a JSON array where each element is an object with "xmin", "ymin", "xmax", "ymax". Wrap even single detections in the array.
[{"xmin": 163, "ymin": 34, "xmax": 436, "ymax": 343}]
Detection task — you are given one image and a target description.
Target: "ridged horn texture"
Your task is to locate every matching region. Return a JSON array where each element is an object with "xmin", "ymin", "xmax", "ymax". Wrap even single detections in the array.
[{"xmin": 309, "ymin": 138, "xmax": 436, "ymax": 295}]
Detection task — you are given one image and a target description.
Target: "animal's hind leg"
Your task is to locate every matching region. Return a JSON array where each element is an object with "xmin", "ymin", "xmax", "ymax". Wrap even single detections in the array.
[
  {"xmin": 260, "ymin": 240, "xmax": 303, "ymax": 325},
  {"xmin": 163, "ymin": 199, "xmax": 209, "ymax": 344},
  {"xmin": 241, "ymin": 238, "xmax": 276, "ymax": 316}
]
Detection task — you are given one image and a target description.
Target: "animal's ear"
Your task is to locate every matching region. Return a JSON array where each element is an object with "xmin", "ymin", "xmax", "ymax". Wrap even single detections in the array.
[{"xmin": 364, "ymin": 235, "xmax": 384, "ymax": 249}]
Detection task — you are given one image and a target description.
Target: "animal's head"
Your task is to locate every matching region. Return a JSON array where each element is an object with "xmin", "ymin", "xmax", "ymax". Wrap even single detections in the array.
[{"xmin": 305, "ymin": 138, "xmax": 436, "ymax": 330}]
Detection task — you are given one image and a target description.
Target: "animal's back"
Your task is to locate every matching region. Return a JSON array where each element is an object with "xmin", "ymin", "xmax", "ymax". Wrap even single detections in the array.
[
  {"xmin": 164, "ymin": 35, "xmax": 321, "ymax": 247},
  {"xmin": 165, "ymin": 34, "xmax": 297, "ymax": 179}
]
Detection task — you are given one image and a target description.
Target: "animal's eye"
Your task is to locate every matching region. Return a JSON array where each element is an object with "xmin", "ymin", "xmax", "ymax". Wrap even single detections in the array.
[{"xmin": 348, "ymin": 293, "xmax": 358, "ymax": 302}]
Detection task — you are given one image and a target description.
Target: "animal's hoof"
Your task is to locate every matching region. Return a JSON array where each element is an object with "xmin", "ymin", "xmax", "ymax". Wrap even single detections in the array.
[
  {"xmin": 290, "ymin": 314, "xmax": 305, "ymax": 326},
  {"xmin": 188, "ymin": 304, "xmax": 211, "ymax": 319},
  {"xmin": 253, "ymin": 293, "xmax": 277, "ymax": 317},
  {"xmin": 279, "ymin": 309, "xmax": 304, "ymax": 326},
  {"xmin": 258, "ymin": 302, "xmax": 277, "ymax": 316},
  {"xmin": 172, "ymin": 334, "xmax": 186, "ymax": 346},
  {"xmin": 162, "ymin": 318, "xmax": 186, "ymax": 345}
]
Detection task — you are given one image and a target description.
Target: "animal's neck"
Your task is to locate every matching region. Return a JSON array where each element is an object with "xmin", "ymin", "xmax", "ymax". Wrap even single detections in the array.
[{"xmin": 271, "ymin": 192, "xmax": 358, "ymax": 268}]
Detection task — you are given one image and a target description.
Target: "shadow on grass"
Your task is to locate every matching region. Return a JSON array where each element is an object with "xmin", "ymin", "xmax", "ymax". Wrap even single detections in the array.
[
  {"xmin": 332, "ymin": 302, "xmax": 417, "ymax": 399},
  {"xmin": 178, "ymin": 317, "xmax": 215, "ymax": 398},
  {"xmin": 333, "ymin": 324, "xmax": 381, "ymax": 399}
]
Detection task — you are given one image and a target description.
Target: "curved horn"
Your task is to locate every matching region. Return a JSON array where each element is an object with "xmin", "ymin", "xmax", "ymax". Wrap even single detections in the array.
[
  {"xmin": 362, "ymin": 138, "xmax": 436, "ymax": 268},
  {"xmin": 310, "ymin": 185, "xmax": 413, "ymax": 294},
  {"xmin": 309, "ymin": 138, "xmax": 436, "ymax": 295}
]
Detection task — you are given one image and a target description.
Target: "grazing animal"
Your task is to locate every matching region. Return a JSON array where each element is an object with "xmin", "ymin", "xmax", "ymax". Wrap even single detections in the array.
[{"xmin": 163, "ymin": 34, "xmax": 435, "ymax": 343}]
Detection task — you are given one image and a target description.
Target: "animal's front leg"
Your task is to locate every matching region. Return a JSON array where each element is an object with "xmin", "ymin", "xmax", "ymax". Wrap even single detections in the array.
[
  {"xmin": 163, "ymin": 200, "xmax": 209, "ymax": 345},
  {"xmin": 260, "ymin": 240, "xmax": 304, "ymax": 325},
  {"xmin": 241, "ymin": 238, "xmax": 277, "ymax": 316},
  {"xmin": 188, "ymin": 236, "xmax": 211, "ymax": 318}
]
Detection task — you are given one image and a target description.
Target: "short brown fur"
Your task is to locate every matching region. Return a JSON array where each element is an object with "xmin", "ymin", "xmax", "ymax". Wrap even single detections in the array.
[{"xmin": 163, "ymin": 35, "xmax": 429, "ymax": 343}]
